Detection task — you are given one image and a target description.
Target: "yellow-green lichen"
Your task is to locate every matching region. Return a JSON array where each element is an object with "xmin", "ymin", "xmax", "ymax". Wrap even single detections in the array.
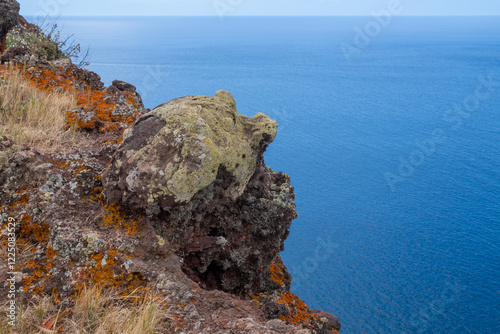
[
  {"xmin": 122, "ymin": 90, "xmax": 277, "ymax": 204},
  {"xmin": 156, "ymin": 235, "xmax": 166, "ymax": 246}
]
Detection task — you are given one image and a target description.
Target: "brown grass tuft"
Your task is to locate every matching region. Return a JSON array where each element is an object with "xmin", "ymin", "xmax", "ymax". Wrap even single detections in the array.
[
  {"xmin": 0, "ymin": 66, "xmax": 88, "ymax": 153},
  {"xmin": 0, "ymin": 286, "xmax": 163, "ymax": 333}
]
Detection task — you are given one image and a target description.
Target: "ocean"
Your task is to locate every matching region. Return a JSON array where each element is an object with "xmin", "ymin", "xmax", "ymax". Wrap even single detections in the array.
[{"xmin": 43, "ymin": 16, "xmax": 500, "ymax": 333}]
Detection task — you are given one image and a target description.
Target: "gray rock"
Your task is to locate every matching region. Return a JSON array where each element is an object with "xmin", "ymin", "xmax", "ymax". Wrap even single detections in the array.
[
  {"xmin": 112, "ymin": 79, "xmax": 137, "ymax": 94},
  {"xmin": 311, "ymin": 309, "xmax": 341, "ymax": 331},
  {"xmin": 51, "ymin": 57, "xmax": 72, "ymax": 68},
  {"xmin": 0, "ymin": 45, "xmax": 25, "ymax": 63}
]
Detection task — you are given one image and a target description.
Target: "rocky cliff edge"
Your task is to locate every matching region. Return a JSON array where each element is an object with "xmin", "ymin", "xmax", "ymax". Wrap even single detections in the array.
[{"xmin": 0, "ymin": 14, "xmax": 340, "ymax": 334}]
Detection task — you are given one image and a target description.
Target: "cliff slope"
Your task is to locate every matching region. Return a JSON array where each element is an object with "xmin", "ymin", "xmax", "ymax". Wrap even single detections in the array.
[{"xmin": 0, "ymin": 14, "xmax": 340, "ymax": 334}]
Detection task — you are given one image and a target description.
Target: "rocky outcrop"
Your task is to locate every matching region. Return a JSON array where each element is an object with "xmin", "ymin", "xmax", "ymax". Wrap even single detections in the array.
[
  {"xmin": 103, "ymin": 91, "xmax": 293, "ymax": 296},
  {"xmin": 0, "ymin": 22, "xmax": 340, "ymax": 332},
  {"xmin": 104, "ymin": 90, "xmax": 278, "ymax": 210},
  {"xmin": 0, "ymin": 0, "xmax": 19, "ymax": 53}
]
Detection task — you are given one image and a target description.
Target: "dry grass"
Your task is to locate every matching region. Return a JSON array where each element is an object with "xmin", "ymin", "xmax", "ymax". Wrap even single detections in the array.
[
  {"xmin": 0, "ymin": 66, "xmax": 87, "ymax": 153},
  {"xmin": 0, "ymin": 286, "xmax": 163, "ymax": 334}
]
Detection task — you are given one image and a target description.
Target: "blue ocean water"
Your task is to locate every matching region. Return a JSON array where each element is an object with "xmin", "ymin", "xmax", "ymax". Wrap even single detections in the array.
[{"xmin": 47, "ymin": 16, "xmax": 499, "ymax": 333}]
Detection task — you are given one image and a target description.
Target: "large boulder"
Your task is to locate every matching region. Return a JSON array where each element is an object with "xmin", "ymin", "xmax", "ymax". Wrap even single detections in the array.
[
  {"xmin": 103, "ymin": 91, "xmax": 295, "ymax": 296},
  {"xmin": 0, "ymin": 0, "xmax": 20, "ymax": 53},
  {"xmin": 104, "ymin": 90, "xmax": 278, "ymax": 212}
]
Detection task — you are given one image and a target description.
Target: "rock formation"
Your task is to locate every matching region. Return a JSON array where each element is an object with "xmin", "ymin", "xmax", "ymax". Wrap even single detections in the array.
[
  {"xmin": 0, "ymin": 17, "xmax": 340, "ymax": 334},
  {"xmin": 103, "ymin": 91, "xmax": 294, "ymax": 296},
  {"xmin": 104, "ymin": 90, "xmax": 278, "ymax": 210},
  {"xmin": 0, "ymin": 0, "xmax": 19, "ymax": 53}
]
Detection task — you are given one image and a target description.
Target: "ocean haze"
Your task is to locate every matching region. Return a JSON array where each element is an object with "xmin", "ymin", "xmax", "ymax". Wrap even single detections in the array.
[
  {"xmin": 19, "ymin": 0, "xmax": 500, "ymax": 16},
  {"xmin": 44, "ymin": 16, "xmax": 500, "ymax": 333}
]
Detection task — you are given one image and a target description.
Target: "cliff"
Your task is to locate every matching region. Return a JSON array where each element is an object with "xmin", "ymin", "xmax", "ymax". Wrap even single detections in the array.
[
  {"xmin": 0, "ymin": 12, "xmax": 340, "ymax": 334},
  {"xmin": 0, "ymin": 0, "xmax": 19, "ymax": 53}
]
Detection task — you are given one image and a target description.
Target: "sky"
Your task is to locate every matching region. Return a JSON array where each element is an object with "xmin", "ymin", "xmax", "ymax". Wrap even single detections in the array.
[{"xmin": 20, "ymin": 0, "xmax": 500, "ymax": 17}]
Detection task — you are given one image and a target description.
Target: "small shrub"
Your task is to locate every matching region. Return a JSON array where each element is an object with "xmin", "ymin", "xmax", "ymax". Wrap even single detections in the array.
[{"xmin": 6, "ymin": 17, "xmax": 90, "ymax": 68}]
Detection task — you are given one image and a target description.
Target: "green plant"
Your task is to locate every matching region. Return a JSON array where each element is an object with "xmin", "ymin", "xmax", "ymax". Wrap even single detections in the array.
[{"xmin": 5, "ymin": 17, "xmax": 90, "ymax": 68}]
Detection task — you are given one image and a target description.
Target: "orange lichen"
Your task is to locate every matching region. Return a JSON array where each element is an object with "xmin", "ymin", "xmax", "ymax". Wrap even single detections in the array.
[
  {"xmin": 81, "ymin": 248, "xmax": 150, "ymax": 301},
  {"xmin": 248, "ymin": 261, "xmax": 339, "ymax": 334},
  {"xmin": 18, "ymin": 214, "xmax": 50, "ymax": 245},
  {"xmin": 51, "ymin": 288, "xmax": 62, "ymax": 304},
  {"xmin": 85, "ymin": 249, "xmax": 122, "ymax": 289},
  {"xmin": 8, "ymin": 64, "xmax": 141, "ymax": 136},
  {"xmin": 270, "ymin": 259, "xmax": 286, "ymax": 287},
  {"xmin": 0, "ymin": 190, "xmax": 55, "ymax": 295},
  {"xmin": 102, "ymin": 203, "xmax": 139, "ymax": 237},
  {"xmin": 22, "ymin": 246, "xmax": 56, "ymax": 294},
  {"xmin": 252, "ymin": 290, "xmax": 338, "ymax": 334},
  {"xmin": 47, "ymin": 157, "xmax": 91, "ymax": 178},
  {"xmin": 251, "ymin": 294, "xmax": 262, "ymax": 303},
  {"xmin": 0, "ymin": 186, "xmax": 34, "ymax": 211},
  {"xmin": 16, "ymin": 193, "xmax": 30, "ymax": 206},
  {"xmin": 275, "ymin": 291, "xmax": 317, "ymax": 326}
]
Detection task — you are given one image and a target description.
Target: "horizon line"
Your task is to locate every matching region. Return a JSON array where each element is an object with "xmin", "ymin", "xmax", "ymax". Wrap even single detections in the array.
[{"xmin": 22, "ymin": 14, "xmax": 500, "ymax": 18}]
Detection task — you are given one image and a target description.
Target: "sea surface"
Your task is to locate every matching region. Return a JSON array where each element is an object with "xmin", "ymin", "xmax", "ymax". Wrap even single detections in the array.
[{"xmin": 39, "ymin": 16, "xmax": 500, "ymax": 333}]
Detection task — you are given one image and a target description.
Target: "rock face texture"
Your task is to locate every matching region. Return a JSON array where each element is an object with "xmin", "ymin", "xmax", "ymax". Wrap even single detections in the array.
[
  {"xmin": 103, "ymin": 91, "xmax": 294, "ymax": 296},
  {"xmin": 0, "ymin": 0, "xmax": 19, "ymax": 53},
  {"xmin": 105, "ymin": 90, "xmax": 277, "ymax": 210}
]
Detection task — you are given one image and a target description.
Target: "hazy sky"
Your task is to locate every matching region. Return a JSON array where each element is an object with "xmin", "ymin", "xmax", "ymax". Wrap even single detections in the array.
[{"xmin": 20, "ymin": 0, "xmax": 500, "ymax": 17}]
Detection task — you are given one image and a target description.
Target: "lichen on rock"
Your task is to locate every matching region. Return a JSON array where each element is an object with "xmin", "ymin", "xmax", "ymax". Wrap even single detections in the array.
[
  {"xmin": 0, "ymin": 136, "xmax": 21, "ymax": 168},
  {"xmin": 104, "ymin": 90, "xmax": 278, "ymax": 210},
  {"xmin": 103, "ymin": 90, "xmax": 294, "ymax": 297}
]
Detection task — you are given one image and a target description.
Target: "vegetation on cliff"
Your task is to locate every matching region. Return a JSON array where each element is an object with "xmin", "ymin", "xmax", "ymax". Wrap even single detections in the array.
[
  {"xmin": 0, "ymin": 286, "xmax": 163, "ymax": 333},
  {"xmin": 6, "ymin": 17, "xmax": 89, "ymax": 67},
  {"xmin": 0, "ymin": 65, "xmax": 82, "ymax": 152},
  {"xmin": 0, "ymin": 12, "xmax": 340, "ymax": 334}
]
